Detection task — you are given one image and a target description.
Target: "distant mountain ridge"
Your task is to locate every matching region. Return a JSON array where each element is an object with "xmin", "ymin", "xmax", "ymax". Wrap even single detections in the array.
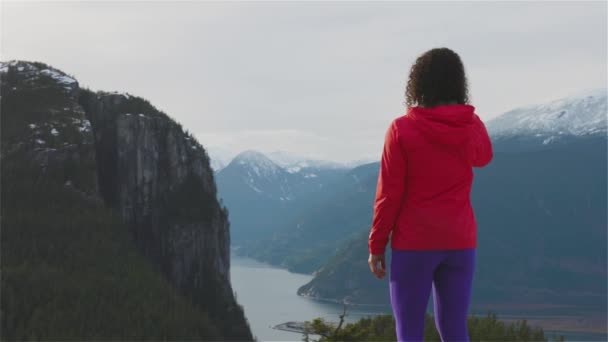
[
  {"xmin": 208, "ymin": 147, "xmax": 372, "ymax": 173},
  {"xmin": 215, "ymin": 88, "xmax": 607, "ymax": 173},
  {"xmin": 266, "ymin": 150, "xmax": 349, "ymax": 173}
]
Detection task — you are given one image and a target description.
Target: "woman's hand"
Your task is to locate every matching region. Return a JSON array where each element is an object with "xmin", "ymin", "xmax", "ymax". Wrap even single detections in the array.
[{"xmin": 368, "ymin": 253, "xmax": 386, "ymax": 279}]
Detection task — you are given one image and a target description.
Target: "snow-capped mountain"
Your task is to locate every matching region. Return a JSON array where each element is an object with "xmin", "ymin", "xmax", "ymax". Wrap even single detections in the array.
[
  {"xmin": 215, "ymin": 150, "xmax": 299, "ymax": 243},
  {"xmin": 486, "ymin": 88, "xmax": 607, "ymax": 150},
  {"xmin": 266, "ymin": 150, "xmax": 348, "ymax": 174},
  {"xmin": 219, "ymin": 150, "xmax": 294, "ymax": 200},
  {"xmin": 215, "ymin": 150, "xmax": 349, "ymax": 243}
]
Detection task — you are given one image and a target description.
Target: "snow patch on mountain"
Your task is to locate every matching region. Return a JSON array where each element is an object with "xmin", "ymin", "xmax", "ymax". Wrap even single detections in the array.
[
  {"xmin": 73, "ymin": 118, "xmax": 92, "ymax": 133},
  {"xmin": 0, "ymin": 60, "xmax": 19, "ymax": 73},
  {"xmin": 39, "ymin": 69, "xmax": 77, "ymax": 87}
]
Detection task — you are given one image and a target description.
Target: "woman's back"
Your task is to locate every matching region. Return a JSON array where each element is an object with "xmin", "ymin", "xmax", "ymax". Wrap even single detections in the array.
[{"xmin": 382, "ymin": 104, "xmax": 492, "ymax": 251}]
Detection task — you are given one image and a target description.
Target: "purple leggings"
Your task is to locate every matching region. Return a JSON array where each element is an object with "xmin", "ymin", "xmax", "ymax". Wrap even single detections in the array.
[{"xmin": 389, "ymin": 248, "xmax": 476, "ymax": 342}]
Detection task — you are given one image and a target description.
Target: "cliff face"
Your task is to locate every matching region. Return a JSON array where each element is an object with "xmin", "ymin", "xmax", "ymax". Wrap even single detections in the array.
[
  {"xmin": 80, "ymin": 92, "xmax": 231, "ymax": 286},
  {"xmin": 1, "ymin": 60, "xmax": 252, "ymax": 340}
]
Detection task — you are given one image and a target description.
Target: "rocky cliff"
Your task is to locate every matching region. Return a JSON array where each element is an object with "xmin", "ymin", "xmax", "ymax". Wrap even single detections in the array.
[{"xmin": 1, "ymin": 60, "xmax": 252, "ymax": 340}]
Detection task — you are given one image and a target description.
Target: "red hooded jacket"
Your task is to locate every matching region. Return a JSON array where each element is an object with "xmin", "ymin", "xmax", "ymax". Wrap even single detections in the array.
[{"xmin": 368, "ymin": 104, "xmax": 493, "ymax": 255}]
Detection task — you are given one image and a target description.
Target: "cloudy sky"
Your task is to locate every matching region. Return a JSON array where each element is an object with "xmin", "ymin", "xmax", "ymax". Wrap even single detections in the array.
[{"xmin": 2, "ymin": 1, "xmax": 606, "ymax": 163}]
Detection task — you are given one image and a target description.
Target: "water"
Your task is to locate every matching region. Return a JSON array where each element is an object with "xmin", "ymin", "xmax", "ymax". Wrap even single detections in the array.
[
  {"xmin": 231, "ymin": 255, "xmax": 607, "ymax": 342},
  {"xmin": 230, "ymin": 254, "xmax": 391, "ymax": 341}
]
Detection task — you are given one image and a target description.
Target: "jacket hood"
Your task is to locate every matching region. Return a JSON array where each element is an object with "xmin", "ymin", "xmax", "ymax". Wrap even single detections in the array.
[{"xmin": 407, "ymin": 104, "xmax": 476, "ymax": 145}]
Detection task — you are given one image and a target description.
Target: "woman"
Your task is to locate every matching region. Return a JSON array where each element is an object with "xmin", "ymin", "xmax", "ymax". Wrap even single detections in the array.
[{"xmin": 367, "ymin": 47, "xmax": 493, "ymax": 342}]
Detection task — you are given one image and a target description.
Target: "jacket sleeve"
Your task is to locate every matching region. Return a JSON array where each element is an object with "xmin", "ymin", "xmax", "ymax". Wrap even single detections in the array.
[
  {"xmin": 368, "ymin": 120, "xmax": 407, "ymax": 255},
  {"xmin": 468, "ymin": 114, "xmax": 494, "ymax": 168}
]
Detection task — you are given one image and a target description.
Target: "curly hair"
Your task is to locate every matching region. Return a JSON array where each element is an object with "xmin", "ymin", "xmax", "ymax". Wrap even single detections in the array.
[{"xmin": 405, "ymin": 47, "xmax": 470, "ymax": 108}]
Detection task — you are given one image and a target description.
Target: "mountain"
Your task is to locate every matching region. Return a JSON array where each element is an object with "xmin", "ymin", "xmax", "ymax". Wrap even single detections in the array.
[
  {"xmin": 216, "ymin": 150, "xmax": 299, "ymax": 243},
  {"xmin": 216, "ymin": 150, "xmax": 348, "ymax": 244},
  {"xmin": 222, "ymin": 150, "xmax": 293, "ymax": 198},
  {"xmin": 291, "ymin": 90, "xmax": 607, "ymax": 318},
  {"xmin": 236, "ymin": 161, "xmax": 379, "ymax": 273},
  {"xmin": 266, "ymin": 150, "xmax": 348, "ymax": 172},
  {"xmin": 486, "ymin": 88, "xmax": 607, "ymax": 151},
  {"xmin": 1, "ymin": 60, "xmax": 252, "ymax": 340}
]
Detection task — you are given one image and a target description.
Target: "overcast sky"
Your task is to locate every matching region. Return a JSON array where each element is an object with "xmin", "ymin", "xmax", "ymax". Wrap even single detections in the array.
[{"xmin": 2, "ymin": 1, "xmax": 606, "ymax": 163}]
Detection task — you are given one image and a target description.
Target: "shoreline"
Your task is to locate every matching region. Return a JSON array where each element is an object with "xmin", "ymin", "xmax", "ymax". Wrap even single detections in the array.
[
  {"xmin": 297, "ymin": 292, "xmax": 393, "ymax": 308},
  {"xmin": 298, "ymin": 293, "xmax": 606, "ymax": 336}
]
